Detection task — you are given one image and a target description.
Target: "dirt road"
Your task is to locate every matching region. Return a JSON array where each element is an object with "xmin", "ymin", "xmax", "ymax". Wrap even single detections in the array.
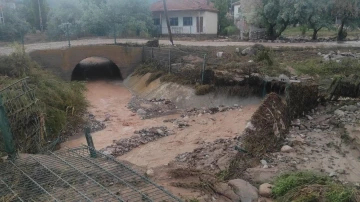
[{"xmin": 1, "ymin": 38, "xmax": 359, "ymax": 55}]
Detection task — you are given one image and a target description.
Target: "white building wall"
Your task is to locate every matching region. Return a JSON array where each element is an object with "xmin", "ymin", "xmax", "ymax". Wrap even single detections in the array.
[
  {"xmin": 153, "ymin": 10, "xmax": 218, "ymax": 35},
  {"xmin": 203, "ymin": 11, "xmax": 218, "ymax": 34}
]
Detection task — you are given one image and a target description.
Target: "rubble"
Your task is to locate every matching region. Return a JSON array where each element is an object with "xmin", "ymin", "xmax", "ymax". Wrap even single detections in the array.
[
  {"xmin": 100, "ymin": 126, "xmax": 174, "ymax": 157},
  {"xmin": 128, "ymin": 96, "xmax": 178, "ymax": 119}
]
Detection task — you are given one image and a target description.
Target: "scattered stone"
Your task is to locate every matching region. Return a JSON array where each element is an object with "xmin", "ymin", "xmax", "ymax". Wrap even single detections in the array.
[
  {"xmin": 137, "ymin": 108, "xmax": 147, "ymax": 116},
  {"xmin": 342, "ymin": 105, "xmax": 358, "ymax": 112},
  {"xmin": 100, "ymin": 127, "xmax": 174, "ymax": 157},
  {"xmin": 334, "ymin": 110, "xmax": 345, "ymax": 117},
  {"xmin": 260, "ymin": 160, "xmax": 268, "ymax": 166},
  {"xmin": 281, "ymin": 145, "xmax": 294, "ymax": 153},
  {"xmin": 217, "ymin": 52, "xmax": 224, "ymax": 58},
  {"xmin": 329, "ymin": 171, "xmax": 337, "ymax": 177},
  {"xmin": 306, "ymin": 115, "xmax": 313, "ymax": 120},
  {"xmin": 228, "ymin": 179, "xmax": 259, "ymax": 202},
  {"xmin": 259, "ymin": 183, "xmax": 273, "ymax": 198},
  {"xmin": 146, "ymin": 169, "xmax": 155, "ymax": 177}
]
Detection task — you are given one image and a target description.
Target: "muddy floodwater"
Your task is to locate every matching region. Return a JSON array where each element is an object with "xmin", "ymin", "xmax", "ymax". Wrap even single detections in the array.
[{"xmin": 62, "ymin": 80, "xmax": 259, "ymax": 168}]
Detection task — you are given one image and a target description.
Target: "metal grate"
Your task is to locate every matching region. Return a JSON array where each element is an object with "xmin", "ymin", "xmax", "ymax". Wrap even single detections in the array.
[{"xmin": 0, "ymin": 145, "xmax": 182, "ymax": 202}]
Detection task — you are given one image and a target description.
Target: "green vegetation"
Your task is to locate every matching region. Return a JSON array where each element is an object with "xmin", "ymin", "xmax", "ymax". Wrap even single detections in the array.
[
  {"xmin": 273, "ymin": 171, "xmax": 359, "ymax": 202},
  {"xmin": 195, "ymin": 85, "xmax": 213, "ymax": 95},
  {"xmin": 245, "ymin": 0, "xmax": 360, "ymax": 40},
  {"xmin": 293, "ymin": 59, "xmax": 360, "ymax": 77},
  {"xmin": 0, "ymin": 46, "xmax": 88, "ymax": 145}
]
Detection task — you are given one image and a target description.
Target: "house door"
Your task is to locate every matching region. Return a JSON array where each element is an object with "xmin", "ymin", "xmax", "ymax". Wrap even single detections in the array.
[{"xmin": 196, "ymin": 17, "xmax": 203, "ymax": 33}]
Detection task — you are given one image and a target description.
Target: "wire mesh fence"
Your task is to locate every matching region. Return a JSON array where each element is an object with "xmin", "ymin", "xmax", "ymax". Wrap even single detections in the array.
[
  {"xmin": 143, "ymin": 46, "xmax": 210, "ymax": 84},
  {"xmin": 0, "ymin": 145, "xmax": 182, "ymax": 202},
  {"xmin": 0, "ymin": 78, "xmax": 49, "ymax": 158}
]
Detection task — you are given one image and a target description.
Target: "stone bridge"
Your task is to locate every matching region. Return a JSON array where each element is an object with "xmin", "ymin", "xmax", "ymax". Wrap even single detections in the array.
[{"xmin": 29, "ymin": 45, "xmax": 143, "ymax": 81}]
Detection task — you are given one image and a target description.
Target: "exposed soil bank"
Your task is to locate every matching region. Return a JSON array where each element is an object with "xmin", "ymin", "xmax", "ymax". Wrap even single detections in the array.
[{"xmin": 124, "ymin": 73, "xmax": 262, "ymax": 109}]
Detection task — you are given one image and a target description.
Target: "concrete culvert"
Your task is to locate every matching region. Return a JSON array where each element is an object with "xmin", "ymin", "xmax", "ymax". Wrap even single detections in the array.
[{"xmin": 71, "ymin": 57, "xmax": 122, "ymax": 81}]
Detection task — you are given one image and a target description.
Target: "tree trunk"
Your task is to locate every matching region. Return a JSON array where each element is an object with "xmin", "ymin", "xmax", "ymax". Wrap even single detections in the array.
[
  {"xmin": 267, "ymin": 24, "xmax": 276, "ymax": 40},
  {"xmin": 337, "ymin": 19, "xmax": 346, "ymax": 41},
  {"xmin": 312, "ymin": 29, "xmax": 318, "ymax": 40}
]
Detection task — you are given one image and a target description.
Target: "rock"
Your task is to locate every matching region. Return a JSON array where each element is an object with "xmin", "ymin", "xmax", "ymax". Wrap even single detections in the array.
[
  {"xmin": 146, "ymin": 169, "xmax": 155, "ymax": 177},
  {"xmin": 242, "ymin": 47, "xmax": 253, "ymax": 56},
  {"xmin": 156, "ymin": 129, "xmax": 165, "ymax": 136},
  {"xmin": 217, "ymin": 52, "xmax": 224, "ymax": 58},
  {"xmin": 279, "ymin": 74, "xmax": 290, "ymax": 83},
  {"xmin": 259, "ymin": 183, "xmax": 273, "ymax": 198},
  {"xmin": 235, "ymin": 48, "xmax": 240, "ymax": 53},
  {"xmin": 234, "ymin": 104, "xmax": 239, "ymax": 107},
  {"xmin": 102, "ymin": 148, "xmax": 115, "ymax": 156},
  {"xmin": 281, "ymin": 145, "xmax": 294, "ymax": 153},
  {"xmin": 329, "ymin": 171, "xmax": 337, "ymax": 177},
  {"xmin": 248, "ymin": 60, "xmax": 254, "ymax": 63},
  {"xmin": 336, "ymin": 169, "xmax": 346, "ymax": 174},
  {"xmin": 334, "ymin": 110, "xmax": 345, "ymax": 117},
  {"xmin": 342, "ymin": 105, "xmax": 358, "ymax": 112},
  {"xmin": 228, "ymin": 179, "xmax": 259, "ymax": 202},
  {"xmin": 137, "ymin": 109, "xmax": 147, "ymax": 116},
  {"xmin": 246, "ymin": 122, "xmax": 256, "ymax": 131},
  {"xmin": 213, "ymin": 183, "xmax": 240, "ymax": 202},
  {"xmin": 306, "ymin": 115, "xmax": 313, "ymax": 120},
  {"xmin": 260, "ymin": 160, "xmax": 268, "ymax": 166},
  {"xmin": 292, "ymin": 136, "xmax": 305, "ymax": 145}
]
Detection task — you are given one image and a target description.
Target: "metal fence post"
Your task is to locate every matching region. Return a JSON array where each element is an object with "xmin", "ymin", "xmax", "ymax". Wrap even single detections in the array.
[
  {"xmin": 85, "ymin": 127, "xmax": 97, "ymax": 158},
  {"xmin": 168, "ymin": 49, "xmax": 171, "ymax": 74},
  {"xmin": 113, "ymin": 25, "xmax": 117, "ymax": 45},
  {"xmin": 0, "ymin": 96, "xmax": 16, "ymax": 161},
  {"xmin": 201, "ymin": 54, "xmax": 207, "ymax": 84},
  {"xmin": 151, "ymin": 47, "xmax": 154, "ymax": 61}
]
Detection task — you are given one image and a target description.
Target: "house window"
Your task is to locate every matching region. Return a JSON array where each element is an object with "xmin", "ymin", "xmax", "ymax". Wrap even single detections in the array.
[
  {"xmin": 183, "ymin": 17, "xmax": 192, "ymax": 26},
  {"xmin": 170, "ymin": 17, "xmax": 178, "ymax": 26},
  {"xmin": 153, "ymin": 18, "xmax": 160, "ymax": 25}
]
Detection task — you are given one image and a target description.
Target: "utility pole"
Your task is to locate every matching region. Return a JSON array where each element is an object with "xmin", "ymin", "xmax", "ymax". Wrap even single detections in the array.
[
  {"xmin": 37, "ymin": 0, "xmax": 43, "ymax": 32},
  {"xmin": 162, "ymin": 0, "xmax": 173, "ymax": 45},
  {"xmin": 113, "ymin": 24, "xmax": 117, "ymax": 45},
  {"xmin": 66, "ymin": 23, "xmax": 70, "ymax": 47}
]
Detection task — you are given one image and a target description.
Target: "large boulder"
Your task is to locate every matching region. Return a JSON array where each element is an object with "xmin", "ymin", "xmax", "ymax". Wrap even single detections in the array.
[
  {"xmin": 241, "ymin": 44, "xmax": 265, "ymax": 56},
  {"xmin": 228, "ymin": 179, "xmax": 259, "ymax": 202},
  {"xmin": 259, "ymin": 183, "xmax": 273, "ymax": 198}
]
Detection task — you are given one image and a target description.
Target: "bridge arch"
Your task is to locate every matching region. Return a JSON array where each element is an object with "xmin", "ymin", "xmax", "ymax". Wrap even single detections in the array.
[
  {"xmin": 29, "ymin": 45, "xmax": 143, "ymax": 81},
  {"xmin": 71, "ymin": 57, "xmax": 122, "ymax": 81}
]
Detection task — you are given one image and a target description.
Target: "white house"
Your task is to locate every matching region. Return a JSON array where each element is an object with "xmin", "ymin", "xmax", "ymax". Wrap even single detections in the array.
[{"xmin": 150, "ymin": 0, "xmax": 218, "ymax": 36}]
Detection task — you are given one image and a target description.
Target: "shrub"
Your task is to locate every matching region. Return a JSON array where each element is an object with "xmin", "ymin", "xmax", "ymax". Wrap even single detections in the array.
[
  {"xmin": 0, "ymin": 47, "xmax": 88, "ymax": 147},
  {"xmin": 195, "ymin": 85, "xmax": 213, "ymax": 95},
  {"xmin": 223, "ymin": 26, "xmax": 239, "ymax": 36}
]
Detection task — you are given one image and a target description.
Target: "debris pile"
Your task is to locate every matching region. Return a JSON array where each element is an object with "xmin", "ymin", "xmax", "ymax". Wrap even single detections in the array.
[
  {"xmin": 328, "ymin": 75, "xmax": 360, "ymax": 100},
  {"xmin": 240, "ymin": 93, "xmax": 290, "ymax": 156},
  {"xmin": 128, "ymin": 96, "xmax": 177, "ymax": 119},
  {"xmin": 175, "ymin": 139, "xmax": 237, "ymax": 171},
  {"xmin": 182, "ymin": 104, "xmax": 242, "ymax": 117},
  {"xmin": 320, "ymin": 50, "xmax": 359, "ymax": 62},
  {"xmin": 287, "ymin": 82, "xmax": 319, "ymax": 119},
  {"xmin": 101, "ymin": 126, "xmax": 174, "ymax": 156}
]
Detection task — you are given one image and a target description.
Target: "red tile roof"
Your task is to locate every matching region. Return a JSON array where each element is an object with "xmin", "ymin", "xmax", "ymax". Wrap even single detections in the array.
[{"xmin": 150, "ymin": 0, "xmax": 218, "ymax": 13}]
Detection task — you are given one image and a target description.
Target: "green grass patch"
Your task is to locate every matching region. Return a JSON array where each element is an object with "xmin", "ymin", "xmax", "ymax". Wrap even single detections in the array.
[
  {"xmin": 273, "ymin": 172, "xmax": 359, "ymax": 202},
  {"xmin": 293, "ymin": 58, "xmax": 360, "ymax": 78}
]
